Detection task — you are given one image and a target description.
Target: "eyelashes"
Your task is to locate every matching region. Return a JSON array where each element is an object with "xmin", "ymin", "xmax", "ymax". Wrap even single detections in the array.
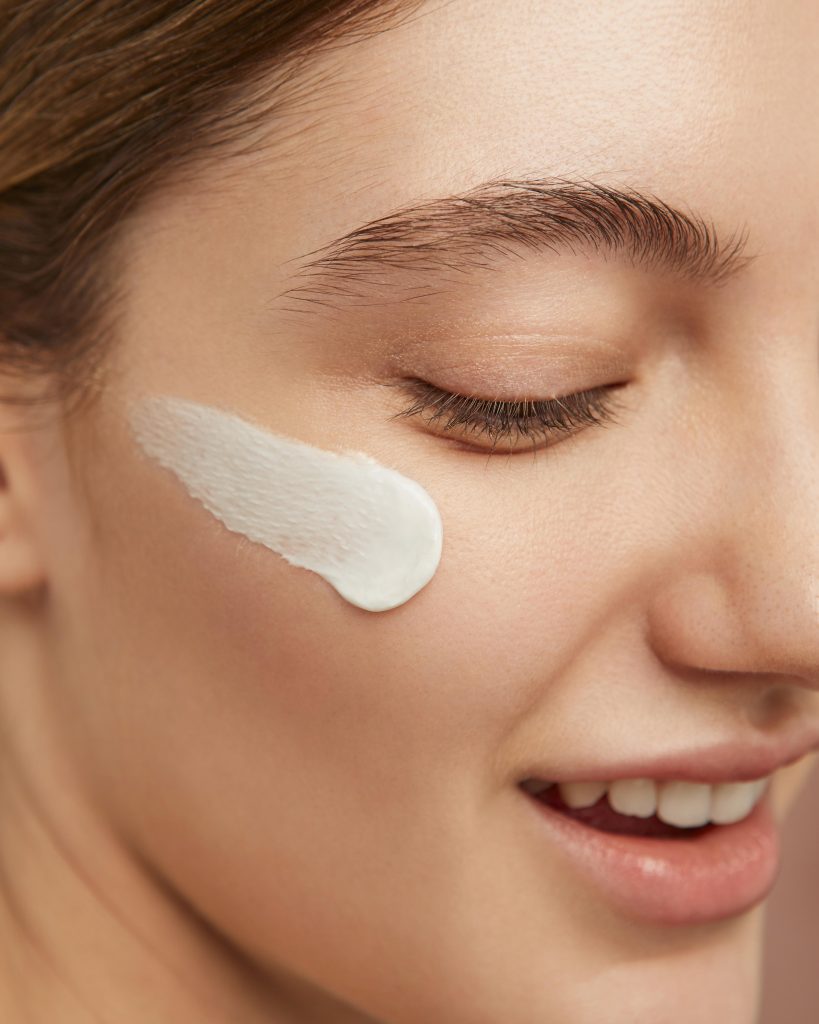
[{"xmin": 388, "ymin": 377, "xmax": 628, "ymax": 454}]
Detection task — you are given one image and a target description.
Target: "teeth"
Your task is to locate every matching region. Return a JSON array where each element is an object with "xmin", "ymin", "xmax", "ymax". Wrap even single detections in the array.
[
  {"xmin": 608, "ymin": 778, "xmax": 657, "ymax": 818},
  {"xmin": 710, "ymin": 779, "xmax": 768, "ymax": 825},
  {"xmin": 657, "ymin": 781, "xmax": 712, "ymax": 828},
  {"xmin": 529, "ymin": 774, "xmax": 770, "ymax": 827},
  {"xmin": 558, "ymin": 780, "xmax": 608, "ymax": 809}
]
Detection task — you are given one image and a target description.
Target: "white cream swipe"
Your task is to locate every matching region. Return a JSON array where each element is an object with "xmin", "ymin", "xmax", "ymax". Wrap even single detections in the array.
[{"xmin": 127, "ymin": 395, "xmax": 443, "ymax": 612}]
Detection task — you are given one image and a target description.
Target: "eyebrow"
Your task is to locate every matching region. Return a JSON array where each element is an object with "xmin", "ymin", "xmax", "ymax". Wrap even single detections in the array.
[{"xmin": 272, "ymin": 176, "xmax": 755, "ymax": 320}]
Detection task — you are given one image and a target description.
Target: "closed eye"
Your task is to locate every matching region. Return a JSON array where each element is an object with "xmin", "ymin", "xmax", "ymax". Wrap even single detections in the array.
[{"xmin": 386, "ymin": 377, "xmax": 629, "ymax": 455}]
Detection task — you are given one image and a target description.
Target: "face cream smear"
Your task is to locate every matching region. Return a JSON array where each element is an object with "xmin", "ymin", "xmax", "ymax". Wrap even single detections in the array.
[{"xmin": 127, "ymin": 395, "xmax": 443, "ymax": 612}]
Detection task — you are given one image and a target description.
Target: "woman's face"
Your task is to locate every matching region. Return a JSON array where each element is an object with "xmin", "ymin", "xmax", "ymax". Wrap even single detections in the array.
[{"xmin": 24, "ymin": 0, "xmax": 819, "ymax": 1021}]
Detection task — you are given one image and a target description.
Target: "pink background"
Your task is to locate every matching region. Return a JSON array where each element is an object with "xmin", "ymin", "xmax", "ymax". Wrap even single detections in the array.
[{"xmin": 760, "ymin": 762, "xmax": 819, "ymax": 1023}]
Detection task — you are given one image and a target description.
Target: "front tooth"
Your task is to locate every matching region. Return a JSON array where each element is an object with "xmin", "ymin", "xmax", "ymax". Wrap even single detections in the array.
[
  {"xmin": 559, "ymin": 780, "xmax": 608, "ymax": 809},
  {"xmin": 657, "ymin": 781, "xmax": 712, "ymax": 828},
  {"xmin": 608, "ymin": 778, "xmax": 658, "ymax": 818},
  {"xmin": 709, "ymin": 780, "xmax": 761, "ymax": 825},
  {"xmin": 750, "ymin": 778, "xmax": 769, "ymax": 802}
]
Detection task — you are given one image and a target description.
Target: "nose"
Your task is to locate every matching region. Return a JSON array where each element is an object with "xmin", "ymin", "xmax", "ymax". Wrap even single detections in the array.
[{"xmin": 646, "ymin": 374, "xmax": 819, "ymax": 688}]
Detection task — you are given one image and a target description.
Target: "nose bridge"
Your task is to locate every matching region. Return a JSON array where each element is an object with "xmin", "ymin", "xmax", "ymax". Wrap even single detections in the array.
[{"xmin": 647, "ymin": 360, "xmax": 819, "ymax": 683}]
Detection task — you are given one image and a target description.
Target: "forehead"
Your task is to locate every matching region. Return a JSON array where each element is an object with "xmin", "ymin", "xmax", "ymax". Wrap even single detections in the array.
[
  {"xmin": 233, "ymin": 0, "xmax": 818, "ymax": 255},
  {"xmin": 120, "ymin": 0, "xmax": 818, "ymax": 360}
]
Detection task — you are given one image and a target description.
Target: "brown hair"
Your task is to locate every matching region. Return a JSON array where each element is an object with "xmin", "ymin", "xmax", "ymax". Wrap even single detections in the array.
[{"xmin": 0, "ymin": 0, "xmax": 422, "ymax": 406}]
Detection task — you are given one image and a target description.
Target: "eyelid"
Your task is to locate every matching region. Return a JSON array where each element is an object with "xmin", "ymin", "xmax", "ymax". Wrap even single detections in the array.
[
  {"xmin": 387, "ymin": 377, "xmax": 628, "ymax": 455},
  {"xmin": 386, "ymin": 341, "xmax": 634, "ymax": 401}
]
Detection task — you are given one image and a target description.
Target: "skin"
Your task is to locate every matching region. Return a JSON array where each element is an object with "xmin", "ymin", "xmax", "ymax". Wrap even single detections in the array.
[{"xmin": 1, "ymin": 0, "xmax": 818, "ymax": 1021}]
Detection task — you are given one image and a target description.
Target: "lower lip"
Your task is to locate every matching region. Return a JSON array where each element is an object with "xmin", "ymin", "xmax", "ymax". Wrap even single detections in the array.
[{"xmin": 522, "ymin": 787, "xmax": 780, "ymax": 926}]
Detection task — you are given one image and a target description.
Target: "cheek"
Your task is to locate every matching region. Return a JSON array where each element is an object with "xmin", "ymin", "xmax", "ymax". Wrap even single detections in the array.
[
  {"xmin": 69, "ymin": 392, "xmax": 632, "ymax": 813},
  {"xmin": 771, "ymin": 751, "xmax": 819, "ymax": 821},
  {"xmin": 126, "ymin": 395, "xmax": 443, "ymax": 614},
  {"xmin": 62, "ymin": 426, "xmax": 632, "ymax": 1004},
  {"xmin": 86, "ymin": 438, "xmax": 619, "ymax": 786}
]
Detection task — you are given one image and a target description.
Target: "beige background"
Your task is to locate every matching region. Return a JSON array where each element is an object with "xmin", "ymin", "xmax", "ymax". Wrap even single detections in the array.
[{"xmin": 761, "ymin": 763, "xmax": 819, "ymax": 1023}]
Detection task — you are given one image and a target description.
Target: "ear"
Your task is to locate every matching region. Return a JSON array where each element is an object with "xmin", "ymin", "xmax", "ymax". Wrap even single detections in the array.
[{"xmin": 0, "ymin": 402, "xmax": 48, "ymax": 595}]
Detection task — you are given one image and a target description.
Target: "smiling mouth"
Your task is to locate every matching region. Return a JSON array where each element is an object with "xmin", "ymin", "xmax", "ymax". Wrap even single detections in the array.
[
  {"xmin": 520, "ymin": 782, "xmax": 715, "ymax": 839},
  {"xmin": 516, "ymin": 727, "xmax": 819, "ymax": 924},
  {"xmin": 518, "ymin": 774, "xmax": 769, "ymax": 839},
  {"xmin": 518, "ymin": 773, "xmax": 780, "ymax": 925}
]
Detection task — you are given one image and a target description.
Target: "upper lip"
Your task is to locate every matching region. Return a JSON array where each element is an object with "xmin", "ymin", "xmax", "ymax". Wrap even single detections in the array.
[{"xmin": 520, "ymin": 718, "xmax": 819, "ymax": 785}]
